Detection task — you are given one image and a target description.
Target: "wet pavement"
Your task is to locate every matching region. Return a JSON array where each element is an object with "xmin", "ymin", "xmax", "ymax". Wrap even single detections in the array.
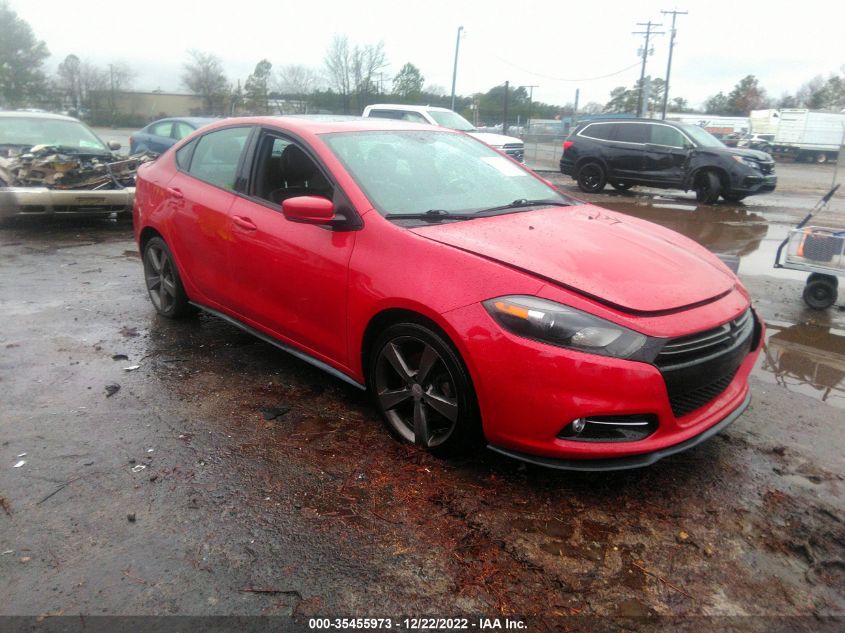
[{"xmin": 1, "ymin": 169, "xmax": 844, "ymax": 630}]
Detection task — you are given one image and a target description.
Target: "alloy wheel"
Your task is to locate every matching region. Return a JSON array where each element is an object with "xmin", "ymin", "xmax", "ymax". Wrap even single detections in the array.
[
  {"xmin": 374, "ymin": 335, "xmax": 460, "ymax": 448},
  {"xmin": 144, "ymin": 243, "xmax": 178, "ymax": 314}
]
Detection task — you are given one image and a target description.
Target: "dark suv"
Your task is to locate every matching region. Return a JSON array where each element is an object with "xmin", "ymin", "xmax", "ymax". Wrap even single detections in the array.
[{"xmin": 560, "ymin": 119, "xmax": 777, "ymax": 203}]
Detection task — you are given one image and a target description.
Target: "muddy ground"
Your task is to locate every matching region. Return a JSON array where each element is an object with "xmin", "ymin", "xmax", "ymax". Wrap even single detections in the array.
[{"xmin": 1, "ymin": 161, "xmax": 844, "ymax": 631}]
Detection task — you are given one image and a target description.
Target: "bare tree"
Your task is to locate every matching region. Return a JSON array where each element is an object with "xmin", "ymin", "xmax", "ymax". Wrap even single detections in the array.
[
  {"xmin": 324, "ymin": 35, "xmax": 353, "ymax": 112},
  {"xmin": 182, "ymin": 49, "xmax": 228, "ymax": 114},
  {"xmin": 56, "ymin": 54, "xmax": 82, "ymax": 112},
  {"xmin": 324, "ymin": 35, "xmax": 388, "ymax": 113},
  {"xmin": 274, "ymin": 64, "xmax": 320, "ymax": 113}
]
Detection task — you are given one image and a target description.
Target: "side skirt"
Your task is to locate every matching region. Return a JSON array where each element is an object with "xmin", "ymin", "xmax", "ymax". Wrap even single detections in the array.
[{"xmin": 190, "ymin": 302, "xmax": 366, "ymax": 391}]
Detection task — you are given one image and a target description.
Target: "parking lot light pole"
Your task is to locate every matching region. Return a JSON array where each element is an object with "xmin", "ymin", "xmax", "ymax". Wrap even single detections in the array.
[
  {"xmin": 450, "ymin": 26, "xmax": 464, "ymax": 111},
  {"xmin": 661, "ymin": 9, "xmax": 688, "ymax": 120}
]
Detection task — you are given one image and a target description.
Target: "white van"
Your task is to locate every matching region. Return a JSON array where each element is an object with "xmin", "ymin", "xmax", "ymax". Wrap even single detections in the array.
[{"xmin": 362, "ymin": 104, "xmax": 525, "ymax": 163}]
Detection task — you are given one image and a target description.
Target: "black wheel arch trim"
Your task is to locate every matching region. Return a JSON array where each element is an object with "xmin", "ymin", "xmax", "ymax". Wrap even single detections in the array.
[{"xmin": 487, "ymin": 391, "xmax": 750, "ymax": 471}]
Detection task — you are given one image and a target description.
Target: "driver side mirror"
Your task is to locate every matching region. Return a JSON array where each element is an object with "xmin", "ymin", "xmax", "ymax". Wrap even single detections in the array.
[{"xmin": 282, "ymin": 196, "xmax": 335, "ymax": 224}]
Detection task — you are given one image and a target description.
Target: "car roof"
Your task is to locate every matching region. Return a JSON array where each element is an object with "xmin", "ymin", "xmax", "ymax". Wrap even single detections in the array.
[
  {"xmin": 0, "ymin": 111, "xmax": 81, "ymax": 122},
  {"xmin": 365, "ymin": 103, "xmax": 452, "ymax": 113},
  {"xmin": 199, "ymin": 115, "xmax": 455, "ymax": 136},
  {"xmin": 148, "ymin": 116, "xmax": 219, "ymax": 126}
]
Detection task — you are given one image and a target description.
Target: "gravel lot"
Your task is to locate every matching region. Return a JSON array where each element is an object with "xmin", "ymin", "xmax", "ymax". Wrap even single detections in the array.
[{"xmin": 1, "ymin": 164, "xmax": 844, "ymax": 631}]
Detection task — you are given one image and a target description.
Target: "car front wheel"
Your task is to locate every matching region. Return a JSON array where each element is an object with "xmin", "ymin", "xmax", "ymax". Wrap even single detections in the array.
[
  {"xmin": 143, "ymin": 237, "xmax": 192, "ymax": 318},
  {"xmin": 576, "ymin": 162, "xmax": 607, "ymax": 193},
  {"xmin": 694, "ymin": 171, "xmax": 722, "ymax": 204},
  {"xmin": 369, "ymin": 322, "xmax": 480, "ymax": 456}
]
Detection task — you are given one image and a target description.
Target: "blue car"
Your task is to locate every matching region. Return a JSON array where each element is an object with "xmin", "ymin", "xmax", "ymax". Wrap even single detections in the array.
[{"xmin": 129, "ymin": 117, "xmax": 217, "ymax": 154}]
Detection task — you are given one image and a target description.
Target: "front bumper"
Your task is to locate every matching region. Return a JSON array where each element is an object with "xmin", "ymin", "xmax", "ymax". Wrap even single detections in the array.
[
  {"xmin": 733, "ymin": 173, "xmax": 777, "ymax": 196},
  {"xmin": 445, "ymin": 300, "xmax": 763, "ymax": 468},
  {"xmin": 0, "ymin": 186, "xmax": 135, "ymax": 219}
]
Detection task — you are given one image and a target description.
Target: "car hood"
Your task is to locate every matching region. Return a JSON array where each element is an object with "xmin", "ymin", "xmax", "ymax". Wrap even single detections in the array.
[
  {"xmin": 410, "ymin": 204, "xmax": 736, "ymax": 314},
  {"xmin": 468, "ymin": 131, "xmax": 523, "ymax": 147}
]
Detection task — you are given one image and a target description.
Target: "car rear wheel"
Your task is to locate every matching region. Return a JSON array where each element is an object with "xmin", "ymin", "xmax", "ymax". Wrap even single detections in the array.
[
  {"xmin": 369, "ymin": 322, "xmax": 480, "ymax": 456},
  {"xmin": 694, "ymin": 171, "xmax": 722, "ymax": 204},
  {"xmin": 143, "ymin": 237, "xmax": 192, "ymax": 318},
  {"xmin": 576, "ymin": 162, "xmax": 607, "ymax": 193},
  {"xmin": 610, "ymin": 181, "xmax": 634, "ymax": 191},
  {"xmin": 803, "ymin": 276, "xmax": 838, "ymax": 310}
]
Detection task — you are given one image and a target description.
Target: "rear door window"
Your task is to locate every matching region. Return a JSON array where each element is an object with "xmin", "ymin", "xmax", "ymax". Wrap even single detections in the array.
[
  {"xmin": 582, "ymin": 123, "xmax": 616, "ymax": 141},
  {"xmin": 187, "ymin": 127, "xmax": 251, "ymax": 190},
  {"xmin": 615, "ymin": 123, "xmax": 650, "ymax": 144},
  {"xmin": 150, "ymin": 121, "xmax": 173, "ymax": 138}
]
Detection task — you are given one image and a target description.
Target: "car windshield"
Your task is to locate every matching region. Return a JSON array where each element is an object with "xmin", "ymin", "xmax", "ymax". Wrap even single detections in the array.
[
  {"xmin": 427, "ymin": 110, "xmax": 476, "ymax": 132},
  {"xmin": 0, "ymin": 117, "xmax": 109, "ymax": 153},
  {"xmin": 679, "ymin": 124, "xmax": 725, "ymax": 148},
  {"xmin": 323, "ymin": 130, "xmax": 567, "ymax": 217}
]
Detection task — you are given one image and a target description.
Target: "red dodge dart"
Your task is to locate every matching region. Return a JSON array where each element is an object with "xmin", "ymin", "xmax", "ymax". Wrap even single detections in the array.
[{"xmin": 133, "ymin": 116, "xmax": 763, "ymax": 471}]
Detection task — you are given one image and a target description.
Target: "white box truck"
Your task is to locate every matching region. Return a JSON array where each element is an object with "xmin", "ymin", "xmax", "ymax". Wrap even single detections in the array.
[{"xmin": 751, "ymin": 109, "xmax": 845, "ymax": 163}]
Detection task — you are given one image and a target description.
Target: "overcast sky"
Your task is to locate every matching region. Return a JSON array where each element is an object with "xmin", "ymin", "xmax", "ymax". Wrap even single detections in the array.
[{"xmin": 9, "ymin": 0, "xmax": 845, "ymax": 110}]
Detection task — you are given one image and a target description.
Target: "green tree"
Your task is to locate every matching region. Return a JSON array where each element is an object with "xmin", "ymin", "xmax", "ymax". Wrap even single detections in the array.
[
  {"xmin": 244, "ymin": 59, "xmax": 272, "ymax": 114},
  {"xmin": 182, "ymin": 50, "xmax": 229, "ymax": 114},
  {"xmin": 392, "ymin": 63, "xmax": 424, "ymax": 100},
  {"xmin": 704, "ymin": 91, "xmax": 729, "ymax": 114},
  {"xmin": 604, "ymin": 86, "xmax": 638, "ymax": 113},
  {"xmin": 0, "ymin": 1, "xmax": 49, "ymax": 107},
  {"xmin": 725, "ymin": 75, "xmax": 767, "ymax": 115}
]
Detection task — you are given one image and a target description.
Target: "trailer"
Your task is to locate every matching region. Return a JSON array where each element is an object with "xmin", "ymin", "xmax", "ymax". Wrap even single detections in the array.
[{"xmin": 751, "ymin": 109, "xmax": 845, "ymax": 164}]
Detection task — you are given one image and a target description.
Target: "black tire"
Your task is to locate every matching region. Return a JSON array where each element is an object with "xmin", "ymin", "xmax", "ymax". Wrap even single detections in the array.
[
  {"xmin": 722, "ymin": 193, "xmax": 747, "ymax": 203},
  {"xmin": 808, "ymin": 273, "xmax": 838, "ymax": 289},
  {"xmin": 694, "ymin": 171, "xmax": 722, "ymax": 204},
  {"xmin": 803, "ymin": 278, "xmax": 838, "ymax": 310},
  {"xmin": 142, "ymin": 236, "xmax": 192, "ymax": 318},
  {"xmin": 368, "ymin": 322, "xmax": 481, "ymax": 456},
  {"xmin": 610, "ymin": 181, "xmax": 634, "ymax": 191},
  {"xmin": 576, "ymin": 162, "xmax": 607, "ymax": 193}
]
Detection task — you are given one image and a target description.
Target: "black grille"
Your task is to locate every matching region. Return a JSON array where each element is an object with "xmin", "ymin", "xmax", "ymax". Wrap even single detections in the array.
[
  {"xmin": 503, "ymin": 143, "xmax": 525, "ymax": 162},
  {"xmin": 760, "ymin": 162, "xmax": 774, "ymax": 175},
  {"xmin": 656, "ymin": 309, "xmax": 755, "ymax": 418},
  {"xmin": 668, "ymin": 368, "xmax": 739, "ymax": 418}
]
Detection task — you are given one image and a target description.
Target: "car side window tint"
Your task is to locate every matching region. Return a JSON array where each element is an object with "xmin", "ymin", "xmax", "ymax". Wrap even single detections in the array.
[
  {"xmin": 615, "ymin": 123, "xmax": 650, "ymax": 144},
  {"xmin": 187, "ymin": 127, "xmax": 250, "ymax": 190},
  {"xmin": 369, "ymin": 110, "xmax": 404, "ymax": 120},
  {"xmin": 401, "ymin": 112, "xmax": 428, "ymax": 124},
  {"xmin": 583, "ymin": 123, "xmax": 615, "ymax": 141},
  {"xmin": 174, "ymin": 122, "xmax": 194, "ymax": 139},
  {"xmin": 651, "ymin": 125, "xmax": 686, "ymax": 148},
  {"xmin": 175, "ymin": 139, "xmax": 196, "ymax": 170},
  {"xmin": 252, "ymin": 133, "xmax": 333, "ymax": 206},
  {"xmin": 150, "ymin": 121, "xmax": 173, "ymax": 137}
]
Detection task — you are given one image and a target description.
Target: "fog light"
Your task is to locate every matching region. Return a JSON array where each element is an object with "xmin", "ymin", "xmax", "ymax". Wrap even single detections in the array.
[
  {"xmin": 571, "ymin": 418, "xmax": 586, "ymax": 434},
  {"xmin": 558, "ymin": 414, "xmax": 658, "ymax": 442}
]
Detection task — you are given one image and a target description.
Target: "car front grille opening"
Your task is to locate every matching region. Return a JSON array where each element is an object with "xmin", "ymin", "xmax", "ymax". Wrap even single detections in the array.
[
  {"xmin": 656, "ymin": 309, "xmax": 752, "ymax": 368},
  {"xmin": 558, "ymin": 414, "xmax": 658, "ymax": 442},
  {"xmin": 669, "ymin": 368, "xmax": 739, "ymax": 418}
]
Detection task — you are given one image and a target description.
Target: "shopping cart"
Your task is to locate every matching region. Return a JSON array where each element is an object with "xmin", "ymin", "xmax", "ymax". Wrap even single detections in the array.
[{"xmin": 774, "ymin": 184, "xmax": 843, "ymax": 310}]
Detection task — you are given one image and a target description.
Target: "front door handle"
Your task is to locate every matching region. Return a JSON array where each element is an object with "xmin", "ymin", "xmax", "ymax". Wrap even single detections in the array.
[
  {"xmin": 232, "ymin": 215, "xmax": 257, "ymax": 231},
  {"xmin": 165, "ymin": 187, "xmax": 183, "ymax": 199}
]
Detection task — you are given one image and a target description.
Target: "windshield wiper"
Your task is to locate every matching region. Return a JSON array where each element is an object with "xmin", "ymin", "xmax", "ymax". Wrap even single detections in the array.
[
  {"xmin": 384, "ymin": 209, "xmax": 476, "ymax": 222},
  {"xmin": 474, "ymin": 198, "xmax": 570, "ymax": 215}
]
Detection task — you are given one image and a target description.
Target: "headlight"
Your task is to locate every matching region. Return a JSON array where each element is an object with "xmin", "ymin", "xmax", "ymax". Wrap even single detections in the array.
[
  {"xmin": 483, "ymin": 295, "xmax": 652, "ymax": 360},
  {"xmin": 732, "ymin": 155, "xmax": 760, "ymax": 170}
]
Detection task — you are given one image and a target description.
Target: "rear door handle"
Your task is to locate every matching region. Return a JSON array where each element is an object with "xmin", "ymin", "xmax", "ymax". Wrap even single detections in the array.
[
  {"xmin": 232, "ymin": 215, "xmax": 257, "ymax": 231},
  {"xmin": 165, "ymin": 187, "xmax": 183, "ymax": 199}
]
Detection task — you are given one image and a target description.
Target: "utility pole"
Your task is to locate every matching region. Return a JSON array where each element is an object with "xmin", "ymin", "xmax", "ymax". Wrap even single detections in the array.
[
  {"xmin": 633, "ymin": 21, "xmax": 663, "ymax": 117},
  {"xmin": 520, "ymin": 85, "xmax": 538, "ymax": 130},
  {"xmin": 503, "ymin": 80, "xmax": 509, "ymax": 135},
  {"xmin": 108, "ymin": 63, "xmax": 115, "ymax": 127},
  {"xmin": 450, "ymin": 26, "xmax": 464, "ymax": 111},
  {"xmin": 661, "ymin": 9, "xmax": 688, "ymax": 120}
]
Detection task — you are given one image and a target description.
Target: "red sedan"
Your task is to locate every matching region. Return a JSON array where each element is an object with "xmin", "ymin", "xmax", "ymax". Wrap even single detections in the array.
[{"xmin": 133, "ymin": 117, "xmax": 763, "ymax": 471}]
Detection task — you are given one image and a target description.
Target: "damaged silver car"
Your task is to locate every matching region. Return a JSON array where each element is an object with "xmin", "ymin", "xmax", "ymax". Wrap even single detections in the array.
[{"xmin": 0, "ymin": 111, "xmax": 152, "ymax": 221}]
